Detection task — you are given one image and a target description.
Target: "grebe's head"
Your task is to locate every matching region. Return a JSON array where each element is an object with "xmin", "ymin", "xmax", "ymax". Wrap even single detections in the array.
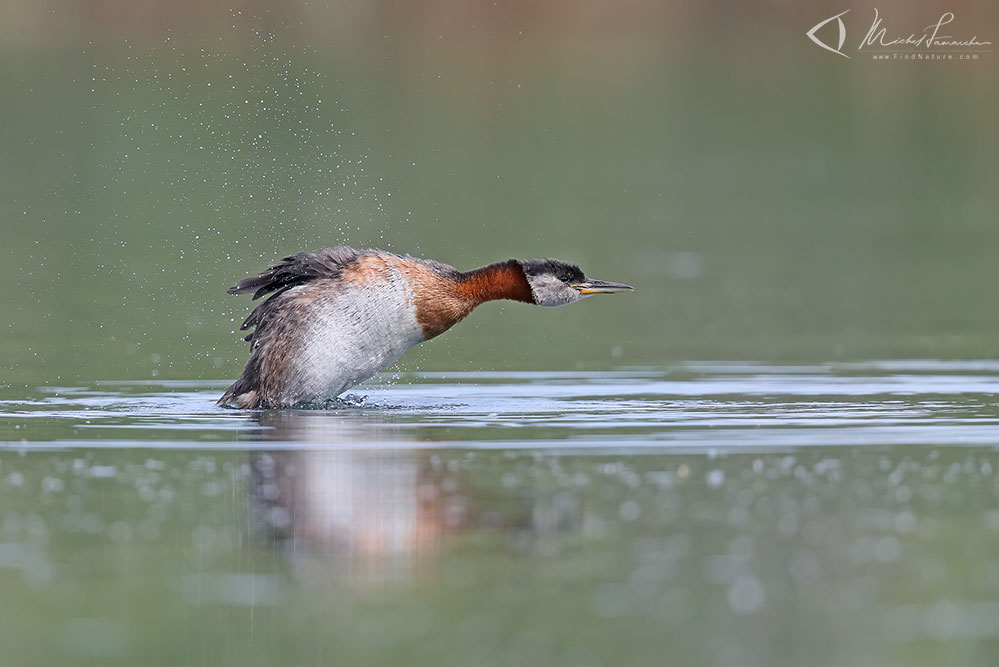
[{"xmin": 518, "ymin": 258, "xmax": 633, "ymax": 307}]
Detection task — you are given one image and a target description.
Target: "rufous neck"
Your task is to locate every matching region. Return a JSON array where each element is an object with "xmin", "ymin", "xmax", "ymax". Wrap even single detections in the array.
[{"xmin": 458, "ymin": 260, "xmax": 534, "ymax": 306}]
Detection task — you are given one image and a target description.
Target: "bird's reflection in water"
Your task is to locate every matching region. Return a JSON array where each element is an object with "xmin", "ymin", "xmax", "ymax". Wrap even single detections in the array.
[
  {"xmin": 246, "ymin": 410, "xmax": 586, "ymax": 587},
  {"xmin": 248, "ymin": 410, "xmax": 449, "ymax": 586}
]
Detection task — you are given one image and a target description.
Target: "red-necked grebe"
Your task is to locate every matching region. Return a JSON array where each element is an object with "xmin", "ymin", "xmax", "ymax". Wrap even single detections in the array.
[{"xmin": 218, "ymin": 246, "xmax": 633, "ymax": 408}]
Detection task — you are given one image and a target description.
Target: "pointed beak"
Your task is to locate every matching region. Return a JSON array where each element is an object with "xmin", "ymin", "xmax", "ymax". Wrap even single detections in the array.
[{"xmin": 572, "ymin": 279, "xmax": 634, "ymax": 295}]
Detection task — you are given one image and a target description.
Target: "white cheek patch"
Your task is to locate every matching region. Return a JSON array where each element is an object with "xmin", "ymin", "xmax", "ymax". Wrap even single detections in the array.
[{"xmin": 529, "ymin": 274, "xmax": 578, "ymax": 307}]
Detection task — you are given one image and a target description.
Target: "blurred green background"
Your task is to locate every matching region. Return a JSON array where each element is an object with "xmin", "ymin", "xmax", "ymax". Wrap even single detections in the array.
[{"xmin": 2, "ymin": 0, "xmax": 997, "ymax": 387}]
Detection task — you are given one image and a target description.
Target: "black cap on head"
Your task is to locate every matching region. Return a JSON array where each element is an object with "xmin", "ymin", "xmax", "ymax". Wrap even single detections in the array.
[{"xmin": 518, "ymin": 258, "xmax": 585, "ymax": 284}]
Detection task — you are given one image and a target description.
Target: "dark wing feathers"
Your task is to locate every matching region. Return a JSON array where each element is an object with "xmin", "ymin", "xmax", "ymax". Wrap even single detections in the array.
[
  {"xmin": 228, "ymin": 245, "xmax": 361, "ymax": 300},
  {"xmin": 228, "ymin": 245, "xmax": 362, "ymax": 339}
]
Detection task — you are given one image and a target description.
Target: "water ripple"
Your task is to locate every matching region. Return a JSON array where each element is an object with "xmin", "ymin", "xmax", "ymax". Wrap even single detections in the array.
[{"xmin": 1, "ymin": 361, "xmax": 996, "ymax": 451}]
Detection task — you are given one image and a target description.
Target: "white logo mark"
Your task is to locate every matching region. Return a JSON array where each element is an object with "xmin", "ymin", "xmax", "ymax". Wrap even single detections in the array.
[{"xmin": 807, "ymin": 10, "xmax": 851, "ymax": 58}]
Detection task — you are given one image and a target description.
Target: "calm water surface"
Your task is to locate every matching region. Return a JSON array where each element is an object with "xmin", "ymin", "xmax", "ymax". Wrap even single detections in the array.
[{"xmin": 2, "ymin": 361, "xmax": 999, "ymax": 666}]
